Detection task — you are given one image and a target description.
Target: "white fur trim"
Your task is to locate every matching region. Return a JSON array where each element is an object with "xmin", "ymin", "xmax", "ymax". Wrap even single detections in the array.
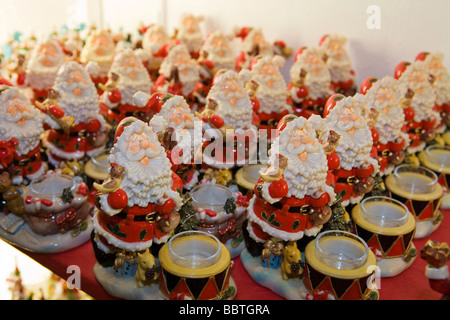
[
  {"xmin": 99, "ymin": 194, "xmax": 123, "ymax": 216},
  {"xmin": 92, "ymin": 212, "xmax": 153, "ymax": 252},
  {"xmin": 425, "ymin": 265, "xmax": 449, "ymax": 280},
  {"xmin": 246, "ymin": 196, "xmax": 304, "ymax": 242}
]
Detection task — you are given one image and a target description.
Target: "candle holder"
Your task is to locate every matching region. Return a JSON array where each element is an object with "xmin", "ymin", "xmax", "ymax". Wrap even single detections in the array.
[
  {"xmin": 419, "ymin": 145, "xmax": 450, "ymax": 209},
  {"xmin": 158, "ymin": 231, "xmax": 235, "ymax": 300},
  {"xmin": 352, "ymin": 196, "xmax": 417, "ymax": 277},
  {"xmin": 303, "ymin": 230, "xmax": 378, "ymax": 300},
  {"xmin": 0, "ymin": 172, "xmax": 93, "ymax": 253},
  {"xmin": 84, "ymin": 149, "xmax": 110, "ymax": 186},
  {"xmin": 385, "ymin": 164, "xmax": 443, "ymax": 239},
  {"xmin": 235, "ymin": 164, "xmax": 268, "ymax": 194},
  {"xmin": 189, "ymin": 183, "xmax": 247, "ymax": 258}
]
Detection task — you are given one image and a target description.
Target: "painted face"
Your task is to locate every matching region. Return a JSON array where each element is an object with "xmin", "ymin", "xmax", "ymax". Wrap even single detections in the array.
[
  {"xmin": 337, "ymin": 107, "xmax": 363, "ymax": 134},
  {"xmin": 6, "ymin": 98, "xmax": 30, "ymax": 125},
  {"xmin": 127, "ymin": 132, "xmax": 161, "ymax": 164},
  {"xmin": 91, "ymin": 34, "xmax": 114, "ymax": 56},
  {"xmin": 67, "ymin": 69, "xmax": 88, "ymax": 96},
  {"xmin": 37, "ymin": 42, "xmax": 60, "ymax": 67},
  {"xmin": 286, "ymin": 128, "xmax": 319, "ymax": 160},
  {"xmin": 169, "ymin": 106, "xmax": 192, "ymax": 126}
]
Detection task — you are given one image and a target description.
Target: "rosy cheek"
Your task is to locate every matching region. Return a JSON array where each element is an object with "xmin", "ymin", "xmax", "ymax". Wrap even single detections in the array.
[{"xmin": 129, "ymin": 144, "xmax": 140, "ymax": 154}]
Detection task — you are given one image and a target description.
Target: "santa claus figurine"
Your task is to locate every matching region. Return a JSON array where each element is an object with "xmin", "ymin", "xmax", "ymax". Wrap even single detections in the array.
[
  {"xmin": 99, "ymin": 48, "xmax": 153, "ymax": 125},
  {"xmin": 80, "ymin": 29, "xmax": 116, "ymax": 90},
  {"xmin": 361, "ymin": 76, "xmax": 409, "ymax": 175},
  {"xmin": 248, "ymin": 54, "xmax": 293, "ymax": 138},
  {"xmin": 288, "ymin": 46, "xmax": 333, "ymax": 118},
  {"xmin": 174, "ymin": 13, "xmax": 204, "ymax": 59},
  {"xmin": 416, "ymin": 51, "xmax": 450, "ymax": 135},
  {"xmin": 198, "ymin": 69, "xmax": 258, "ymax": 170},
  {"xmin": 153, "ymin": 43, "xmax": 201, "ymax": 106},
  {"xmin": 395, "ymin": 60, "xmax": 442, "ymax": 155},
  {"xmin": 321, "ymin": 94, "xmax": 379, "ymax": 207},
  {"xmin": 139, "ymin": 24, "xmax": 173, "ymax": 81},
  {"xmin": 234, "ymin": 27, "xmax": 292, "ymax": 72},
  {"xmin": 0, "ymin": 85, "xmax": 47, "ymax": 185},
  {"xmin": 91, "ymin": 117, "xmax": 183, "ymax": 276},
  {"xmin": 319, "ymin": 34, "xmax": 357, "ymax": 96},
  {"xmin": 24, "ymin": 38, "xmax": 66, "ymax": 102},
  {"xmin": 246, "ymin": 114, "xmax": 336, "ymax": 247},
  {"xmin": 42, "ymin": 61, "xmax": 108, "ymax": 165},
  {"xmin": 194, "ymin": 30, "xmax": 236, "ymax": 106},
  {"xmin": 148, "ymin": 93, "xmax": 201, "ymax": 190}
]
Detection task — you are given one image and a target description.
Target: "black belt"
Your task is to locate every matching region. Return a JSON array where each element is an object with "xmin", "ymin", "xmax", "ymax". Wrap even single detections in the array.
[
  {"xmin": 269, "ymin": 201, "xmax": 311, "ymax": 215},
  {"xmin": 336, "ymin": 176, "xmax": 359, "ymax": 185},
  {"xmin": 117, "ymin": 211, "xmax": 157, "ymax": 223}
]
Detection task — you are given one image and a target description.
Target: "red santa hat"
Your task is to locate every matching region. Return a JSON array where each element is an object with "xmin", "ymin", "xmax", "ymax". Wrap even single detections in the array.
[
  {"xmin": 359, "ymin": 76, "xmax": 379, "ymax": 95},
  {"xmin": 322, "ymin": 93, "xmax": 345, "ymax": 118}
]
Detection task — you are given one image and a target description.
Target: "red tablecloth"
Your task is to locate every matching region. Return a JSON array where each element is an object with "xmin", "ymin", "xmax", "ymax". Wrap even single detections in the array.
[{"xmin": 13, "ymin": 209, "xmax": 449, "ymax": 300}]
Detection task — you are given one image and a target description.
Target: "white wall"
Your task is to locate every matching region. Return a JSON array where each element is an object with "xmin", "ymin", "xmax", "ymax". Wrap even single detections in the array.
[{"xmin": 1, "ymin": 0, "xmax": 449, "ymax": 86}]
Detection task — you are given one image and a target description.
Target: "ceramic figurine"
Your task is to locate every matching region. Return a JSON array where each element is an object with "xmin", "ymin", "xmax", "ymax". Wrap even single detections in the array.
[
  {"xmin": 288, "ymin": 46, "xmax": 333, "ymax": 118},
  {"xmin": 195, "ymin": 30, "xmax": 236, "ymax": 106},
  {"xmin": 198, "ymin": 69, "xmax": 258, "ymax": 170},
  {"xmin": 319, "ymin": 34, "xmax": 357, "ymax": 96},
  {"xmin": 234, "ymin": 27, "xmax": 292, "ymax": 72},
  {"xmin": 0, "ymin": 85, "xmax": 47, "ymax": 184},
  {"xmin": 416, "ymin": 51, "xmax": 450, "ymax": 136},
  {"xmin": 41, "ymin": 61, "xmax": 108, "ymax": 166},
  {"xmin": 24, "ymin": 38, "xmax": 66, "ymax": 102},
  {"xmin": 361, "ymin": 76, "xmax": 409, "ymax": 176},
  {"xmin": 153, "ymin": 43, "xmax": 201, "ymax": 106},
  {"xmin": 248, "ymin": 55, "xmax": 293, "ymax": 139},
  {"xmin": 148, "ymin": 93, "xmax": 200, "ymax": 190},
  {"xmin": 139, "ymin": 24, "xmax": 173, "ymax": 81},
  {"xmin": 99, "ymin": 48, "xmax": 153, "ymax": 125},
  {"xmin": 421, "ymin": 239, "xmax": 450, "ymax": 300},
  {"xmin": 174, "ymin": 13, "xmax": 205, "ymax": 59},
  {"xmin": 80, "ymin": 29, "xmax": 116, "ymax": 90},
  {"xmin": 246, "ymin": 115, "xmax": 336, "ymax": 246},
  {"xmin": 395, "ymin": 60, "xmax": 441, "ymax": 155},
  {"xmin": 91, "ymin": 117, "xmax": 183, "ymax": 299},
  {"xmin": 321, "ymin": 94, "xmax": 379, "ymax": 207},
  {"xmin": 241, "ymin": 114, "xmax": 344, "ymax": 299}
]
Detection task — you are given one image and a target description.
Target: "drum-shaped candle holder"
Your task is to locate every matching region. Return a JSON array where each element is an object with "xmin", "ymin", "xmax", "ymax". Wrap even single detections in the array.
[
  {"xmin": 352, "ymin": 196, "xmax": 417, "ymax": 277},
  {"xmin": 419, "ymin": 145, "xmax": 450, "ymax": 209},
  {"xmin": 303, "ymin": 230, "xmax": 378, "ymax": 300},
  {"xmin": 84, "ymin": 150, "xmax": 110, "ymax": 184},
  {"xmin": 158, "ymin": 231, "xmax": 235, "ymax": 300},
  {"xmin": 235, "ymin": 164, "xmax": 268, "ymax": 194},
  {"xmin": 385, "ymin": 164, "xmax": 443, "ymax": 239}
]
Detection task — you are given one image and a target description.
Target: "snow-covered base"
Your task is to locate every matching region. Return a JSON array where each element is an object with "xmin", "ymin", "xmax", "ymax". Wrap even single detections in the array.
[
  {"xmin": 378, "ymin": 244, "xmax": 417, "ymax": 278},
  {"xmin": 0, "ymin": 212, "xmax": 93, "ymax": 253},
  {"xmin": 414, "ymin": 216, "xmax": 442, "ymax": 239},
  {"xmin": 240, "ymin": 248, "xmax": 308, "ymax": 300},
  {"xmin": 93, "ymin": 263, "xmax": 237, "ymax": 300},
  {"xmin": 93, "ymin": 263, "xmax": 165, "ymax": 300},
  {"xmin": 225, "ymin": 237, "xmax": 246, "ymax": 259}
]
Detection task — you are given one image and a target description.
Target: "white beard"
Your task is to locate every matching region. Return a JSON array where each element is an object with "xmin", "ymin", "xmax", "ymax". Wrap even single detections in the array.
[
  {"xmin": 54, "ymin": 81, "xmax": 100, "ymax": 124},
  {"xmin": 375, "ymin": 107, "xmax": 409, "ymax": 145},
  {"xmin": 253, "ymin": 73, "xmax": 290, "ymax": 114},
  {"xmin": 0, "ymin": 89, "xmax": 44, "ymax": 156}
]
